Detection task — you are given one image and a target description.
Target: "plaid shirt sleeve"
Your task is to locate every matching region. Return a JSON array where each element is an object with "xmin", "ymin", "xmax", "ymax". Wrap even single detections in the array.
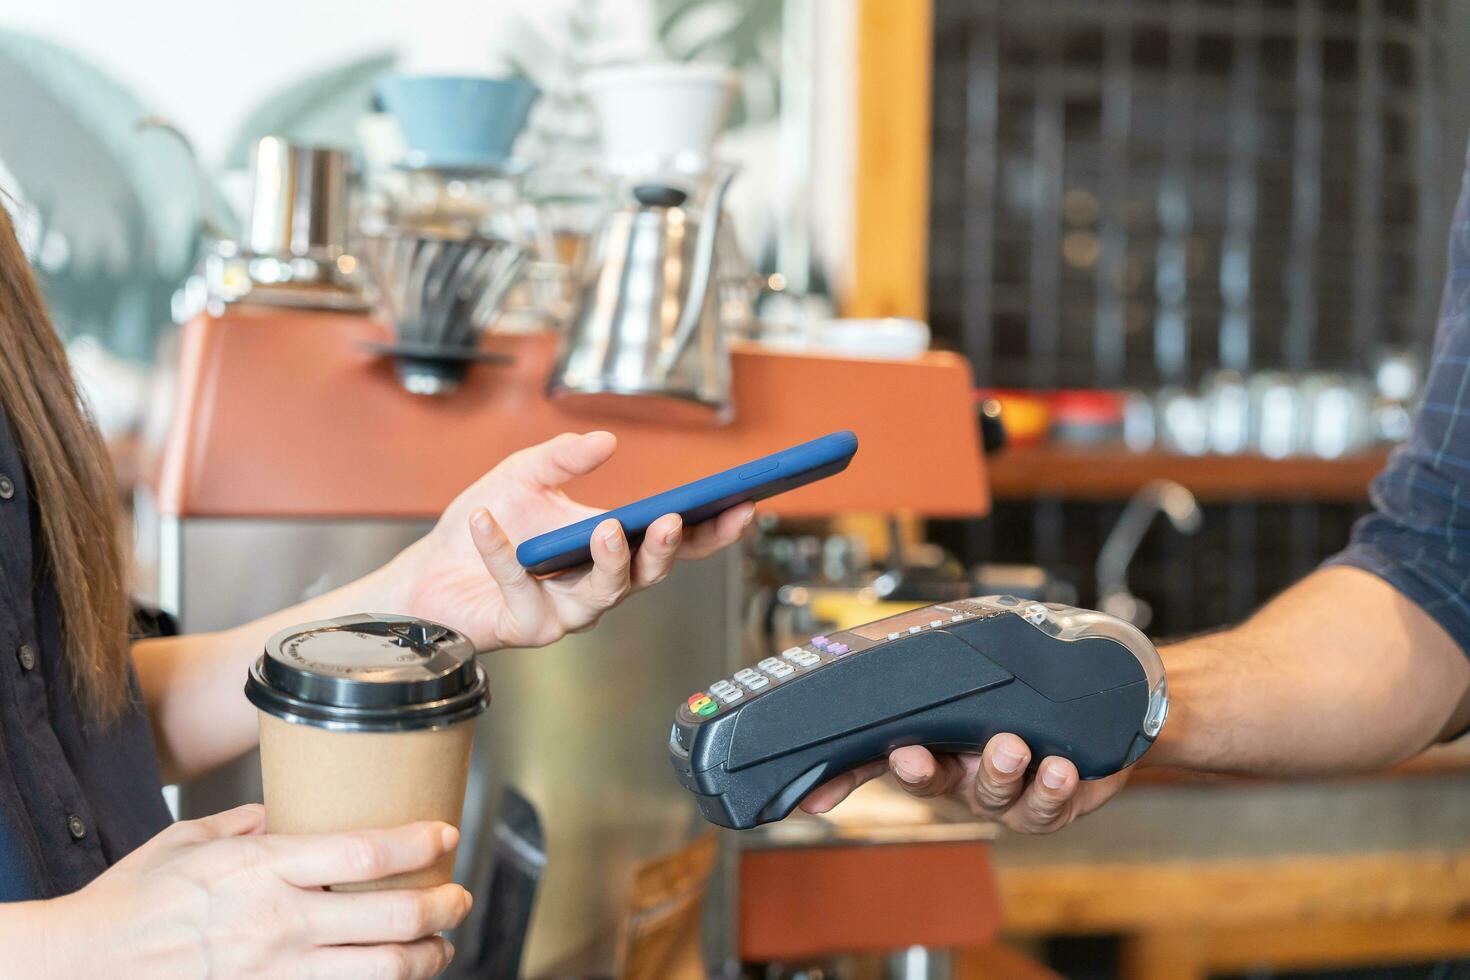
[{"xmin": 1324, "ymin": 137, "xmax": 1470, "ymax": 655}]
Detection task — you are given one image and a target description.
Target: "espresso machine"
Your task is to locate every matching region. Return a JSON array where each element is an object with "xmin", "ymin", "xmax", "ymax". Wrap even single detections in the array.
[{"xmin": 142, "ymin": 66, "xmax": 991, "ymax": 977}]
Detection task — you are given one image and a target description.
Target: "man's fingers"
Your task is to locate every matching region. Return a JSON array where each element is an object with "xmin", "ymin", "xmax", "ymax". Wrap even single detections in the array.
[
  {"xmin": 470, "ymin": 509, "xmax": 545, "ymax": 627},
  {"xmin": 799, "ymin": 759, "xmax": 889, "ymax": 814},
  {"xmin": 504, "ymin": 431, "xmax": 617, "ymax": 489},
  {"xmin": 304, "ymin": 936, "xmax": 454, "ymax": 980},
  {"xmin": 969, "ymin": 733, "xmax": 1033, "ymax": 815},
  {"xmin": 630, "ymin": 513, "xmax": 683, "ymax": 588},
  {"xmin": 1002, "ymin": 757, "xmax": 1079, "ymax": 834},
  {"xmin": 268, "ymin": 822, "xmax": 458, "ymax": 889},
  {"xmin": 303, "ymin": 884, "xmax": 472, "ymax": 945},
  {"xmin": 889, "ymin": 746, "xmax": 970, "ymax": 798},
  {"xmin": 578, "ymin": 518, "xmax": 632, "ymax": 611},
  {"xmin": 678, "ymin": 502, "xmax": 755, "ymax": 560}
]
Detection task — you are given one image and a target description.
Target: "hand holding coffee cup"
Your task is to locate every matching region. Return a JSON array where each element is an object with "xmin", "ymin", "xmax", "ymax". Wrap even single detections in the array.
[
  {"xmin": 246, "ymin": 615, "xmax": 488, "ymax": 891},
  {"xmin": 49, "ymin": 804, "xmax": 469, "ymax": 977}
]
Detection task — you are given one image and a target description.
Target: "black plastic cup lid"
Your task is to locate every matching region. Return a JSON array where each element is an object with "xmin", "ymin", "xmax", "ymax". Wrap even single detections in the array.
[{"xmin": 246, "ymin": 614, "xmax": 488, "ymax": 732}]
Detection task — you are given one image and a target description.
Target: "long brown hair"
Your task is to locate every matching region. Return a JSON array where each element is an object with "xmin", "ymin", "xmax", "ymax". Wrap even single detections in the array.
[{"xmin": 0, "ymin": 204, "xmax": 131, "ymax": 724}]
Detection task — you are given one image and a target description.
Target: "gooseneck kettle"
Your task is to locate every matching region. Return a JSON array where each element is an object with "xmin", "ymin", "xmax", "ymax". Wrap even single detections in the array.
[{"xmin": 547, "ymin": 169, "xmax": 736, "ymax": 423}]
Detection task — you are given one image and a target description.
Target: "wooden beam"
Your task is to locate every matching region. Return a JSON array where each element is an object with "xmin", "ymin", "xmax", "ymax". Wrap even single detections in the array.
[{"xmin": 849, "ymin": 0, "xmax": 933, "ymax": 319}]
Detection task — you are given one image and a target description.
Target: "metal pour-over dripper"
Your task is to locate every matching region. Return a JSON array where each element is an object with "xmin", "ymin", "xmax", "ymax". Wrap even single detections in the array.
[{"xmin": 359, "ymin": 228, "xmax": 529, "ymax": 395}]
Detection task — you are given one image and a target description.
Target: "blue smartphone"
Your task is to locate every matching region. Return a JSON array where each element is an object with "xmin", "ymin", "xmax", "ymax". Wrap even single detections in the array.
[{"xmin": 515, "ymin": 430, "xmax": 860, "ymax": 576}]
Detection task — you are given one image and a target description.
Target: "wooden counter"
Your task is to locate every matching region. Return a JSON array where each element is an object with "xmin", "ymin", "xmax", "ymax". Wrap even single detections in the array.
[{"xmin": 993, "ymin": 771, "xmax": 1470, "ymax": 979}]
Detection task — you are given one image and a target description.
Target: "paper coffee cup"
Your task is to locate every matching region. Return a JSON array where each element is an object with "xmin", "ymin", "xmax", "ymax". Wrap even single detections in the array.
[{"xmin": 245, "ymin": 614, "xmax": 488, "ymax": 891}]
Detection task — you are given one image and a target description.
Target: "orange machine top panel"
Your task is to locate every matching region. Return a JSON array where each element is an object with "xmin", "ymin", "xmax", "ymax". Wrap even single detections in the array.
[{"xmin": 154, "ymin": 310, "xmax": 990, "ymax": 520}]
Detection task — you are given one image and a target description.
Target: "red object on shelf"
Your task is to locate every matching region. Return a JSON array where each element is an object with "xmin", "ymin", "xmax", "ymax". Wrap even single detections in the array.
[{"xmin": 1048, "ymin": 388, "xmax": 1126, "ymax": 426}]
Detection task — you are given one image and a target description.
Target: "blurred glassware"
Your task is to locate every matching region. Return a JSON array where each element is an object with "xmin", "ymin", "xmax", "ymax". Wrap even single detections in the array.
[
  {"xmin": 1298, "ymin": 373, "xmax": 1375, "ymax": 459},
  {"xmin": 1203, "ymin": 369, "xmax": 1251, "ymax": 455},
  {"xmin": 584, "ymin": 62, "xmax": 738, "ymax": 180},
  {"xmin": 1248, "ymin": 371, "xmax": 1303, "ymax": 459},
  {"xmin": 1375, "ymin": 348, "xmax": 1424, "ymax": 403},
  {"xmin": 1122, "ymin": 389, "xmax": 1156, "ymax": 452},
  {"xmin": 1155, "ymin": 386, "xmax": 1209, "ymax": 456},
  {"xmin": 378, "ymin": 75, "xmax": 540, "ymax": 174},
  {"xmin": 1372, "ymin": 348, "xmax": 1424, "ymax": 443}
]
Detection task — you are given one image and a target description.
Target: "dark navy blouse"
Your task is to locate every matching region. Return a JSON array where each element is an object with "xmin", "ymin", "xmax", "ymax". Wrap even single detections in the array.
[{"xmin": 0, "ymin": 406, "xmax": 170, "ymax": 900}]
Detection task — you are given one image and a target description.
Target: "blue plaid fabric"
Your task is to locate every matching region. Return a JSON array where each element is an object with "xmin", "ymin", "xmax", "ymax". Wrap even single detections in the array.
[{"xmin": 1326, "ymin": 138, "xmax": 1470, "ymax": 653}]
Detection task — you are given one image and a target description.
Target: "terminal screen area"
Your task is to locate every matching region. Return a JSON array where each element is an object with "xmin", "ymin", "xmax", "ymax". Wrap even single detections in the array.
[{"xmin": 849, "ymin": 605, "xmax": 955, "ymax": 641}]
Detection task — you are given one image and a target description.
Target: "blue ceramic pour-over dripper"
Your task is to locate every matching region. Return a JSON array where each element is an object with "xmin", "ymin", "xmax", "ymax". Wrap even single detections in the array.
[{"xmin": 377, "ymin": 74, "xmax": 539, "ymax": 172}]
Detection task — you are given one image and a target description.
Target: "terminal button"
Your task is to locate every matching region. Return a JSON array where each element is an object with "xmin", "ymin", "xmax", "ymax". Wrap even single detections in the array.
[{"xmin": 826, "ymin": 643, "xmax": 850, "ymax": 655}]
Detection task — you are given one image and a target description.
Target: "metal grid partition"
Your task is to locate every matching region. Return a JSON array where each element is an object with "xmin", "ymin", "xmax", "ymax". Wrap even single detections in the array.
[{"xmin": 927, "ymin": 0, "xmax": 1457, "ymax": 635}]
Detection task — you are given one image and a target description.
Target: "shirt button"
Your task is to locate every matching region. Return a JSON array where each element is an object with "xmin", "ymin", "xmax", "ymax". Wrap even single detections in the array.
[
  {"xmin": 16, "ymin": 644, "xmax": 35, "ymax": 672},
  {"xmin": 66, "ymin": 814, "xmax": 87, "ymax": 840},
  {"xmin": 0, "ymin": 474, "xmax": 12, "ymax": 500}
]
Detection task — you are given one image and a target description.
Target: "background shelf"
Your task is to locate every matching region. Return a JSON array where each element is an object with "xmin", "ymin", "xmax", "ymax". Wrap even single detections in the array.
[{"xmin": 986, "ymin": 444, "xmax": 1392, "ymax": 502}]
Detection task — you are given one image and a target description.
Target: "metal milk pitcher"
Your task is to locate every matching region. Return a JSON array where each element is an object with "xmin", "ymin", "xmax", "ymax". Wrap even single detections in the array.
[{"xmin": 547, "ymin": 170, "xmax": 736, "ymax": 423}]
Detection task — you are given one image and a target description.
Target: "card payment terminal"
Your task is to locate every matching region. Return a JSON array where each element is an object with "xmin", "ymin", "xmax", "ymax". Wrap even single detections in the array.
[{"xmin": 670, "ymin": 596, "xmax": 1168, "ymax": 829}]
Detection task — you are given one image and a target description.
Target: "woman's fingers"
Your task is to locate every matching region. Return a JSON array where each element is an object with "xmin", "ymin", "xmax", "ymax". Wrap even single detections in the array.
[
  {"xmin": 470, "ymin": 509, "xmax": 546, "ymax": 626},
  {"xmin": 678, "ymin": 502, "xmax": 756, "ymax": 560},
  {"xmin": 267, "ymin": 823, "xmax": 458, "ymax": 889},
  {"xmin": 504, "ymin": 431, "xmax": 617, "ymax": 489},
  {"xmin": 632, "ymin": 514, "xmax": 683, "ymax": 588},
  {"xmin": 191, "ymin": 803, "xmax": 268, "ymax": 839},
  {"xmin": 798, "ymin": 758, "xmax": 890, "ymax": 814},
  {"xmin": 578, "ymin": 519, "xmax": 632, "ymax": 610},
  {"xmin": 302, "ymin": 884, "xmax": 472, "ymax": 945},
  {"xmin": 304, "ymin": 936, "xmax": 454, "ymax": 980}
]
